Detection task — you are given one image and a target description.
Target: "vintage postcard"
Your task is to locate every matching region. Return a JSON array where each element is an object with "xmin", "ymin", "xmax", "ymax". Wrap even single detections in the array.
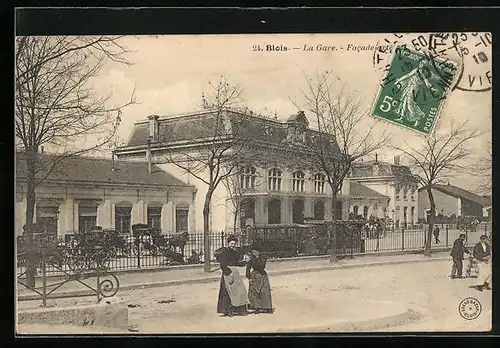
[{"xmin": 15, "ymin": 31, "xmax": 492, "ymax": 335}]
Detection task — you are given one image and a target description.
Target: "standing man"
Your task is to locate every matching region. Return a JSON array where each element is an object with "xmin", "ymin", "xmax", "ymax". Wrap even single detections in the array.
[
  {"xmin": 450, "ymin": 233, "xmax": 469, "ymax": 279},
  {"xmin": 433, "ymin": 226, "xmax": 441, "ymax": 244},
  {"xmin": 472, "ymin": 235, "xmax": 492, "ymax": 291}
]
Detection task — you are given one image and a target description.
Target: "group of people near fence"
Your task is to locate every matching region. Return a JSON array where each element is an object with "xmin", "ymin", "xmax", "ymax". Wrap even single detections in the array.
[
  {"xmin": 216, "ymin": 235, "xmax": 273, "ymax": 317},
  {"xmin": 450, "ymin": 233, "xmax": 492, "ymax": 291}
]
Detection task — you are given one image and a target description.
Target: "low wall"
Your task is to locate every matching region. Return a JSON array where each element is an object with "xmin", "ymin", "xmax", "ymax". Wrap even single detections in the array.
[{"xmin": 17, "ymin": 301, "xmax": 128, "ymax": 329}]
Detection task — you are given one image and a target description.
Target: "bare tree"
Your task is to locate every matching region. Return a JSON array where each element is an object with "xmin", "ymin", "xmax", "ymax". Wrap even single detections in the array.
[
  {"xmin": 15, "ymin": 36, "xmax": 137, "ymax": 287},
  {"xmin": 293, "ymin": 71, "xmax": 391, "ymax": 261},
  {"xmin": 157, "ymin": 75, "xmax": 257, "ymax": 272},
  {"xmin": 222, "ymin": 168, "xmax": 263, "ymax": 235},
  {"xmin": 391, "ymin": 121, "xmax": 481, "ymax": 256},
  {"xmin": 472, "ymin": 139, "xmax": 492, "ymax": 196}
]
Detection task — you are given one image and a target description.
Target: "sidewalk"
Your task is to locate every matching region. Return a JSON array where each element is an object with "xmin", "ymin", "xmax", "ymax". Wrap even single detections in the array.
[{"xmin": 17, "ymin": 250, "xmax": 451, "ymax": 300}]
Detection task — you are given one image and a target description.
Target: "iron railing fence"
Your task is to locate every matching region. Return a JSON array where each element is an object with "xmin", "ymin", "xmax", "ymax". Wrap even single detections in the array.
[
  {"xmin": 16, "ymin": 222, "xmax": 489, "ymax": 277},
  {"xmin": 16, "ymin": 232, "xmax": 120, "ymax": 306}
]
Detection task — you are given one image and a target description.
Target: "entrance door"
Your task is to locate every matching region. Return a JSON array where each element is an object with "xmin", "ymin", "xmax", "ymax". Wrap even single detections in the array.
[{"xmin": 292, "ymin": 199, "xmax": 305, "ymax": 224}]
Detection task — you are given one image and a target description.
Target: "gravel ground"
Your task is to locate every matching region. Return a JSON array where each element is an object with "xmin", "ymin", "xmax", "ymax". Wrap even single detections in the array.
[{"xmin": 16, "ymin": 257, "xmax": 492, "ymax": 334}]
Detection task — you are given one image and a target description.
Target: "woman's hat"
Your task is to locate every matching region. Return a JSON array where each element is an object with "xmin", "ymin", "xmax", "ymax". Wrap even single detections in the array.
[{"xmin": 227, "ymin": 234, "xmax": 238, "ymax": 243}]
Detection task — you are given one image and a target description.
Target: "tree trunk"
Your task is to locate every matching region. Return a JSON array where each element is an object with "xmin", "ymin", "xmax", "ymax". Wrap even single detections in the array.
[
  {"xmin": 329, "ymin": 194, "xmax": 338, "ymax": 263},
  {"xmin": 424, "ymin": 187, "xmax": 436, "ymax": 256},
  {"xmin": 233, "ymin": 205, "xmax": 239, "ymax": 236},
  {"xmin": 203, "ymin": 187, "xmax": 214, "ymax": 273},
  {"xmin": 24, "ymin": 148, "xmax": 38, "ymax": 288}
]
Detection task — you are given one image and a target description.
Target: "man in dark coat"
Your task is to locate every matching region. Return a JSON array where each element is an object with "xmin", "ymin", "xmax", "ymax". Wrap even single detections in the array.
[
  {"xmin": 433, "ymin": 226, "xmax": 441, "ymax": 244},
  {"xmin": 472, "ymin": 235, "xmax": 492, "ymax": 291},
  {"xmin": 450, "ymin": 233, "xmax": 469, "ymax": 278}
]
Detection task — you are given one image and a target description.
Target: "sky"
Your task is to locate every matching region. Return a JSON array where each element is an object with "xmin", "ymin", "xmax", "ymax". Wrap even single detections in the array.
[{"xmin": 90, "ymin": 33, "xmax": 492, "ymax": 193}]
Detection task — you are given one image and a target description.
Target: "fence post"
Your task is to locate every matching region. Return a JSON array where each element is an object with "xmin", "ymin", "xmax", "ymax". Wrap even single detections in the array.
[
  {"xmin": 42, "ymin": 251, "xmax": 47, "ymax": 308},
  {"xmin": 446, "ymin": 225, "xmax": 449, "ymax": 247},
  {"xmin": 136, "ymin": 235, "xmax": 141, "ymax": 269},
  {"xmin": 96, "ymin": 268, "xmax": 101, "ymax": 303},
  {"xmin": 401, "ymin": 228, "xmax": 405, "ymax": 251},
  {"xmin": 350, "ymin": 229, "xmax": 354, "ymax": 258},
  {"xmin": 423, "ymin": 228, "xmax": 427, "ymax": 249},
  {"xmin": 221, "ymin": 231, "xmax": 225, "ymax": 248}
]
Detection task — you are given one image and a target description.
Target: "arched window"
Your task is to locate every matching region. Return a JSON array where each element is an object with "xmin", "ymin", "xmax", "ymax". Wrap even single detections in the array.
[
  {"xmin": 353, "ymin": 205, "xmax": 359, "ymax": 216},
  {"xmin": 240, "ymin": 166, "xmax": 257, "ymax": 190},
  {"xmin": 268, "ymin": 198, "xmax": 281, "ymax": 224},
  {"xmin": 268, "ymin": 168, "xmax": 282, "ymax": 191},
  {"xmin": 363, "ymin": 206, "xmax": 369, "ymax": 219},
  {"xmin": 292, "ymin": 171, "xmax": 305, "ymax": 192},
  {"xmin": 313, "ymin": 173, "xmax": 325, "ymax": 194},
  {"xmin": 410, "ymin": 206, "xmax": 415, "ymax": 224},
  {"xmin": 240, "ymin": 198, "xmax": 256, "ymax": 229},
  {"xmin": 314, "ymin": 201, "xmax": 325, "ymax": 220},
  {"xmin": 115, "ymin": 201, "xmax": 133, "ymax": 234}
]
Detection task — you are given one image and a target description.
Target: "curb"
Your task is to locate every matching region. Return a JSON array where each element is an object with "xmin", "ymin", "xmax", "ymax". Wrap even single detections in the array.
[
  {"xmin": 280, "ymin": 309, "xmax": 423, "ymax": 333},
  {"xmin": 17, "ymin": 301, "xmax": 129, "ymax": 330},
  {"xmin": 18, "ymin": 254, "xmax": 450, "ymax": 301}
]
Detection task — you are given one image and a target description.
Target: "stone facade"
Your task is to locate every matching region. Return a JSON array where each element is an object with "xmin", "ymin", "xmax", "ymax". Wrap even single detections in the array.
[
  {"xmin": 115, "ymin": 109, "xmax": 355, "ymax": 234},
  {"xmin": 15, "ymin": 153, "xmax": 196, "ymax": 237}
]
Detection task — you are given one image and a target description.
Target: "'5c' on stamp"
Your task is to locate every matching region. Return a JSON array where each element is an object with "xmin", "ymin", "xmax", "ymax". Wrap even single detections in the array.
[{"xmin": 371, "ymin": 45, "xmax": 459, "ymax": 136}]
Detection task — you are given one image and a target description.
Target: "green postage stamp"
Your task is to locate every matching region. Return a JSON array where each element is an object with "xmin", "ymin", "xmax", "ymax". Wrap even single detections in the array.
[{"xmin": 371, "ymin": 45, "xmax": 459, "ymax": 135}]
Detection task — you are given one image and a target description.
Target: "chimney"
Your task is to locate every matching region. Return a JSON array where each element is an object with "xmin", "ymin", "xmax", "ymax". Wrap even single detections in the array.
[
  {"xmin": 148, "ymin": 115, "xmax": 160, "ymax": 142},
  {"xmin": 394, "ymin": 155, "xmax": 400, "ymax": 165},
  {"xmin": 298, "ymin": 111, "xmax": 305, "ymax": 117}
]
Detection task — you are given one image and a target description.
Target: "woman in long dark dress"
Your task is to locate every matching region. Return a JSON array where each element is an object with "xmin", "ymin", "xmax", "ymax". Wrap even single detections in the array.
[
  {"xmin": 246, "ymin": 247, "xmax": 273, "ymax": 314},
  {"xmin": 216, "ymin": 235, "xmax": 249, "ymax": 317}
]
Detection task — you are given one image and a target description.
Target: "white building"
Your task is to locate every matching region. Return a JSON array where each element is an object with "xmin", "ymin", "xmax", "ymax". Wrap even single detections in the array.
[
  {"xmin": 115, "ymin": 109, "xmax": 365, "ymax": 234},
  {"xmin": 417, "ymin": 183, "xmax": 490, "ymax": 220},
  {"xmin": 349, "ymin": 157, "xmax": 420, "ymax": 227},
  {"xmin": 15, "ymin": 152, "xmax": 196, "ymax": 237}
]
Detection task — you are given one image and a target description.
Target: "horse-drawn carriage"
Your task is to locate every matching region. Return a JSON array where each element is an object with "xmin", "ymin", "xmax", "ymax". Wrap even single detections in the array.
[{"xmin": 129, "ymin": 224, "xmax": 191, "ymax": 265}]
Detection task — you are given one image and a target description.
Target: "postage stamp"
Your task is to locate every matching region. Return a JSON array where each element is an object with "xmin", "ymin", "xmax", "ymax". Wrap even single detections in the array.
[
  {"xmin": 371, "ymin": 45, "xmax": 459, "ymax": 135},
  {"xmin": 372, "ymin": 32, "xmax": 492, "ymax": 93}
]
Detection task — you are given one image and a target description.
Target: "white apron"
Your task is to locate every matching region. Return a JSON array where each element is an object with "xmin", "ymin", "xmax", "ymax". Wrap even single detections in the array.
[
  {"xmin": 476, "ymin": 259, "xmax": 492, "ymax": 286},
  {"xmin": 223, "ymin": 268, "xmax": 249, "ymax": 307}
]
